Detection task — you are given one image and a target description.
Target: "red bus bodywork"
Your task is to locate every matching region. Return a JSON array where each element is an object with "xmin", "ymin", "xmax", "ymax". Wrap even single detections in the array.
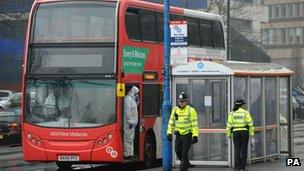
[{"xmin": 21, "ymin": 0, "xmax": 184, "ymax": 164}]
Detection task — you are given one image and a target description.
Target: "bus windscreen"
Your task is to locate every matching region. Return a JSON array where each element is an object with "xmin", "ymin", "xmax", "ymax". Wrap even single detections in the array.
[
  {"xmin": 32, "ymin": 2, "xmax": 116, "ymax": 43},
  {"xmin": 24, "ymin": 79, "xmax": 116, "ymax": 128}
]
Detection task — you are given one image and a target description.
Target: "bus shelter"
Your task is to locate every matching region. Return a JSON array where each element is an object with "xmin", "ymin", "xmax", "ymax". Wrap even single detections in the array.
[{"xmin": 171, "ymin": 61, "xmax": 293, "ymax": 167}]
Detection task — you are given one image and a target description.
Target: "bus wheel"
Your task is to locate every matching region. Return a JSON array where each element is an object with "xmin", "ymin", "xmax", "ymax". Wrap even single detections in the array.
[
  {"xmin": 56, "ymin": 162, "xmax": 72, "ymax": 170},
  {"xmin": 143, "ymin": 135, "xmax": 156, "ymax": 169}
]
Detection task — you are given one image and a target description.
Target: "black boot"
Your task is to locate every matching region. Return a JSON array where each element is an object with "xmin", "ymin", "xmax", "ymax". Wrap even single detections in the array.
[{"xmin": 187, "ymin": 161, "xmax": 195, "ymax": 168}]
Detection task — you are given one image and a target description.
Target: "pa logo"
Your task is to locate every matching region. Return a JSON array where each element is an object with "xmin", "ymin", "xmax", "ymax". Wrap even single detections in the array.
[{"xmin": 286, "ymin": 157, "xmax": 301, "ymax": 166}]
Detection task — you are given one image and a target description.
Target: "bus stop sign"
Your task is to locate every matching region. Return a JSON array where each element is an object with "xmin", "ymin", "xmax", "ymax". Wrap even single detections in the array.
[{"xmin": 170, "ymin": 20, "xmax": 187, "ymax": 47}]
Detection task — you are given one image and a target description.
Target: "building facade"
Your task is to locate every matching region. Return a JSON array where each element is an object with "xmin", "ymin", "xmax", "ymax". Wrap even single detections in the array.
[
  {"xmin": 261, "ymin": 0, "xmax": 304, "ymax": 88},
  {"xmin": 0, "ymin": 0, "xmax": 33, "ymax": 91},
  {"xmin": 228, "ymin": 0, "xmax": 270, "ymax": 62}
]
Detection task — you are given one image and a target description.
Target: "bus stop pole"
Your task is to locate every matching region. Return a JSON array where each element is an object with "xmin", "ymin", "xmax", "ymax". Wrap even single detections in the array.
[{"xmin": 162, "ymin": 0, "xmax": 172, "ymax": 171}]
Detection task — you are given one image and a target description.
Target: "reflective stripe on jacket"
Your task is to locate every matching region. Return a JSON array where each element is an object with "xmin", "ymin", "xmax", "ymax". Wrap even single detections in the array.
[
  {"xmin": 226, "ymin": 107, "xmax": 254, "ymax": 138},
  {"xmin": 167, "ymin": 105, "xmax": 199, "ymax": 137}
]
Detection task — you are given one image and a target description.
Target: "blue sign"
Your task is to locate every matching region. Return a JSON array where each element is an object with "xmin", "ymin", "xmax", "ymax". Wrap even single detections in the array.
[{"xmin": 197, "ymin": 62, "xmax": 204, "ymax": 69}]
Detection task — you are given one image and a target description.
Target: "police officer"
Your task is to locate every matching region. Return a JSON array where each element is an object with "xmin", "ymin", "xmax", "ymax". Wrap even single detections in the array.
[
  {"xmin": 167, "ymin": 92, "xmax": 199, "ymax": 171},
  {"xmin": 226, "ymin": 99, "xmax": 255, "ymax": 171}
]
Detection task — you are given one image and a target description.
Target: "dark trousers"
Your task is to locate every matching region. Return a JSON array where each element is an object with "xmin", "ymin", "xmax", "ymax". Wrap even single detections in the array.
[
  {"xmin": 175, "ymin": 133, "xmax": 192, "ymax": 171},
  {"xmin": 233, "ymin": 131, "xmax": 249, "ymax": 170}
]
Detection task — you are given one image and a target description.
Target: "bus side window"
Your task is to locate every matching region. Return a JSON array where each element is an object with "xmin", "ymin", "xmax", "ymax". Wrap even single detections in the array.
[
  {"xmin": 156, "ymin": 12, "xmax": 164, "ymax": 43},
  {"xmin": 170, "ymin": 14, "xmax": 185, "ymax": 20},
  {"xmin": 200, "ymin": 19, "xmax": 213, "ymax": 48},
  {"xmin": 188, "ymin": 17, "xmax": 200, "ymax": 46},
  {"xmin": 140, "ymin": 9, "xmax": 157, "ymax": 42},
  {"xmin": 125, "ymin": 8, "xmax": 141, "ymax": 41},
  {"xmin": 212, "ymin": 21, "xmax": 225, "ymax": 49}
]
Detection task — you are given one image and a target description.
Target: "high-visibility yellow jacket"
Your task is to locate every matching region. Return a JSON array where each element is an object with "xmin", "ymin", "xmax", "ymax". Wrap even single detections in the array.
[
  {"xmin": 226, "ymin": 107, "xmax": 254, "ymax": 138},
  {"xmin": 167, "ymin": 105, "xmax": 199, "ymax": 137}
]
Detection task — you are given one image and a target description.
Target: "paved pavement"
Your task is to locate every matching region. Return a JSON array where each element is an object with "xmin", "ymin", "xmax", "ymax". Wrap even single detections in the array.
[
  {"xmin": 140, "ymin": 158, "xmax": 303, "ymax": 171},
  {"xmin": 1, "ymin": 122, "xmax": 304, "ymax": 170},
  {"xmin": 142, "ymin": 122, "xmax": 304, "ymax": 171},
  {"xmin": 294, "ymin": 122, "xmax": 304, "ymax": 160}
]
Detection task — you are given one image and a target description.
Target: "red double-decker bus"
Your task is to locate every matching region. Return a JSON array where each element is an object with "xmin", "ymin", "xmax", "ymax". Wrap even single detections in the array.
[{"xmin": 22, "ymin": 0, "xmax": 225, "ymax": 169}]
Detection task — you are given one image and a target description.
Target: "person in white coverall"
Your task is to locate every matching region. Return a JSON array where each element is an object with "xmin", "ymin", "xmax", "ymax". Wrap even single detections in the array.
[{"xmin": 124, "ymin": 86, "xmax": 139, "ymax": 160}]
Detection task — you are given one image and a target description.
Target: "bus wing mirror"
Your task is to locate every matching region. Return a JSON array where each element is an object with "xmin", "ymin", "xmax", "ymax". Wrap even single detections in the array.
[{"xmin": 117, "ymin": 83, "xmax": 125, "ymax": 97}]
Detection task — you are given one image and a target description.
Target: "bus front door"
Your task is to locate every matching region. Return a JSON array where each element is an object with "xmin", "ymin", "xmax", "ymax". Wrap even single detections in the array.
[{"xmin": 173, "ymin": 77, "xmax": 230, "ymax": 166}]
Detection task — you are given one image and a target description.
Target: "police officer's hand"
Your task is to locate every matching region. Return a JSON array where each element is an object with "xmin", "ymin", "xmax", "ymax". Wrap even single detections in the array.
[
  {"xmin": 129, "ymin": 124, "xmax": 133, "ymax": 129},
  {"xmin": 191, "ymin": 136, "xmax": 198, "ymax": 144},
  {"xmin": 167, "ymin": 134, "xmax": 172, "ymax": 142},
  {"xmin": 250, "ymin": 137, "xmax": 255, "ymax": 147}
]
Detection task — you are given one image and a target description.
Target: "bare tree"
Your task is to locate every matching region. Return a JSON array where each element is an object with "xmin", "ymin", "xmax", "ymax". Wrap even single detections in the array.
[
  {"xmin": 203, "ymin": 0, "xmax": 269, "ymax": 62},
  {"xmin": 204, "ymin": 1, "xmax": 258, "ymax": 19},
  {"xmin": 0, "ymin": 0, "xmax": 33, "ymax": 37},
  {"xmin": 204, "ymin": 0, "xmax": 260, "ymax": 33},
  {"xmin": 0, "ymin": 0, "xmax": 32, "ymax": 21}
]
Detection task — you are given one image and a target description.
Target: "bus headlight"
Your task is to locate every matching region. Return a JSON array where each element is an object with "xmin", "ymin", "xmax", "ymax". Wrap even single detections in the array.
[
  {"xmin": 25, "ymin": 131, "xmax": 43, "ymax": 147},
  {"xmin": 94, "ymin": 132, "xmax": 114, "ymax": 148}
]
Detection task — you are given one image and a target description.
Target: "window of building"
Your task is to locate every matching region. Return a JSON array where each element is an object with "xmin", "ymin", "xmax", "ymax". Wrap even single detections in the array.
[
  {"xmin": 296, "ymin": 28, "xmax": 301, "ymax": 44},
  {"xmin": 269, "ymin": 5, "xmax": 273, "ymax": 18},
  {"xmin": 274, "ymin": 29, "xmax": 280, "ymax": 44},
  {"xmin": 281, "ymin": 28, "xmax": 286, "ymax": 44},
  {"xmin": 302, "ymin": 28, "xmax": 304, "ymax": 44},
  {"xmin": 287, "ymin": 4, "xmax": 293, "ymax": 17},
  {"xmin": 295, "ymin": 3, "xmax": 300, "ymax": 16},
  {"xmin": 287, "ymin": 28, "xmax": 295, "ymax": 44},
  {"xmin": 261, "ymin": 29, "xmax": 269, "ymax": 44},
  {"xmin": 281, "ymin": 4, "xmax": 286, "ymax": 17},
  {"xmin": 274, "ymin": 5, "xmax": 280, "ymax": 18},
  {"xmin": 269, "ymin": 29, "xmax": 274, "ymax": 44},
  {"xmin": 302, "ymin": 3, "xmax": 304, "ymax": 16}
]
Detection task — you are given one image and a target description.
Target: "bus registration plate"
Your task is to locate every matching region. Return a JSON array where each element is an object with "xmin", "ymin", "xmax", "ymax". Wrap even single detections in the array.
[{"xmin": 58, "ymin": 155, "xmax": 79, "ymax": 161}]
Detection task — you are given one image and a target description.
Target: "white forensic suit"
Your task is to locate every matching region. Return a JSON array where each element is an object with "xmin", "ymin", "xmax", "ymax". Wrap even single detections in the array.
[{"xmin": 123, "ymin": 86, "xmax": 139, "ymax": 158}]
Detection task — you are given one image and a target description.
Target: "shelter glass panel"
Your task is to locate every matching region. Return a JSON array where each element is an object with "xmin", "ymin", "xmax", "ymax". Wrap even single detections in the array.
[
  {"xmin": 234, "ymin": 77, "xmax": 247, "ymax": 108},
  {"xmin": 192, "ymin": 80, "xmax": 207, "ymax": 128},
  {"xmin": 265, "ymin": 78, "xmax": 278, "ymax": 156},
  {"xmin": 251, "ymin": 131, "xmax": 264, "ymax": 159},
  {"xmin": 175, "ymin": 80, "xmax": 189, "ymax": 100},
  {"xmin": 189, "ymin": 133, "xmax": 228, "ymax": 161},
  {"xmin": 250, "ymin": 78, "xmax": 262, "ymax": 127},
  {"xmin": 279, "ymin": 78, "xmax": 289, "ymax": 152},
  {"xmin": 266, "ymin": 129, "xmax": 278, "ymax": 156},
  {"xmin": 174, "ymin": 77, "xmax": 228, "ymax": 164},
  {"xmin": 265, "ymin": 78, "xmax": 277, "ymax": 125}
]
